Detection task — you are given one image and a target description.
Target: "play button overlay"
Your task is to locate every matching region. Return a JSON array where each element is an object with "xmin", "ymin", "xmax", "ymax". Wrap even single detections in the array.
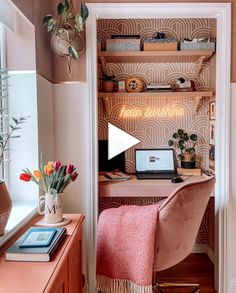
[{"xmin": 108, "ymin": 123, "xmax": 140, "ymax": 160}]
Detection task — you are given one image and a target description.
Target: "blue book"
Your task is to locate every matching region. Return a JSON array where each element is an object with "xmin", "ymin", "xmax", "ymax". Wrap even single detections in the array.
[
  {"xmin": 19, "ymin": 228, "xmax": 57, "ymax": 248},
  {"xmin": 5, "ymin": 227, "xmax": 66, "ymax": 262}
]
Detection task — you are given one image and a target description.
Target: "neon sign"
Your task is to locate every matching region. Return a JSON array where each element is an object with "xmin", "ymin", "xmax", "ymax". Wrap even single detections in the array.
[{"xmin": 119, "ymin": 104, "xmax": 185, "ymax": 118}]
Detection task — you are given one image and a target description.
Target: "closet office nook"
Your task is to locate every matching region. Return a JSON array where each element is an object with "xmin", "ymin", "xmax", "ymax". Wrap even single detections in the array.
[{"xmin": 97, "ymin": 18, "xmax": 216, "ymax": 291}]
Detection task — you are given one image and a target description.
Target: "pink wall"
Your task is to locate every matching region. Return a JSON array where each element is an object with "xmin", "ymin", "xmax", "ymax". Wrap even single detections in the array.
[
  {"xmin": 6, "ymin": 11, "xmax": 36, "ymax": 71},
  {"xmin": 11, "ymin": 0, "xmax": 34, "ymax": 24}
]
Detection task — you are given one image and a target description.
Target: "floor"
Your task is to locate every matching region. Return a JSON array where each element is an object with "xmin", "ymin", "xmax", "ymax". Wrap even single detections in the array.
[{"xmin": 154, "ymin": 253, "xmax": 216, "ymax": 293}]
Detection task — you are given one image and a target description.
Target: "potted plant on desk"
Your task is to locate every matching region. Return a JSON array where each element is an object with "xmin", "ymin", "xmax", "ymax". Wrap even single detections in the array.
[{"xmin": 168, "ymin": 129, "xmax": 198, "ymax": 169}]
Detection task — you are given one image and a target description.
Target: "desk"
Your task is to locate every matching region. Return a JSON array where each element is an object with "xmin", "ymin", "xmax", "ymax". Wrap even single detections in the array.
[
  {"xmin": 0, "ymin": 214, "xmax": 84, "ymax": 293},
  {"xmin": 99, "ymin": 175, "xmax": 215, "ymax": 253},
  {"xmin": 99, "ymin": 174, "xmax": 214, "ymax": 197}
]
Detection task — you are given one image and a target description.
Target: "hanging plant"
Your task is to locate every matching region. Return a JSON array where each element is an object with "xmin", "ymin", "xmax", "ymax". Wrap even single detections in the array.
[{"xmin": 43, "ymin": 0, "xmax": 89, "ymax": 75}]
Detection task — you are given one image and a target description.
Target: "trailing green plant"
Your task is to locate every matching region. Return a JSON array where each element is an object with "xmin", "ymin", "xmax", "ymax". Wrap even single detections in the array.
[
  {"xmin": 99, "ymin": 73, "xmax": 117, "ymax": 82},
  {"xmin": 168, "ymin": 129, "xmax": 198, "ymax": 160},
  {"xmin": 0, "ymin": 69, "xmax": 28, "ymax": 176},
  {"xmin": 43, "ymin": 0, "xmax": 89, "ymax": 61}
]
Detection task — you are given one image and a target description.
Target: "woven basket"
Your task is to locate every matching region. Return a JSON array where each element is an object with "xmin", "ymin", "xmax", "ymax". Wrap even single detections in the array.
[{"xmin": 0, "ymin": 181, "xmax": 12, "ymax": 236}]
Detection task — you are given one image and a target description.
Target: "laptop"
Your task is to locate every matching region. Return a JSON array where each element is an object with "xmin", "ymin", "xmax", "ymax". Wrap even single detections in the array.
[{"xmin": 135, "ymin": 148, "xmax": 178, "ymax": 179}]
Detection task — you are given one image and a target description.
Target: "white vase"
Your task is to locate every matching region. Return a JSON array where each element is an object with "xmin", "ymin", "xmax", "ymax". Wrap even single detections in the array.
[{"xmin": 38, "ymin": 191, "xmax": 63, "ymax": 224}]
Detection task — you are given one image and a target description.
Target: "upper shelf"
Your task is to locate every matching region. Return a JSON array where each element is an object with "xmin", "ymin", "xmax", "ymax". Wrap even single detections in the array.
[
  {"xmin": 97, "ymin": 50, "xmax": 214, "ymax": 63},
  {"xmin": 98, "ymin": 91, "xmax": 213, "ymax": 98}
]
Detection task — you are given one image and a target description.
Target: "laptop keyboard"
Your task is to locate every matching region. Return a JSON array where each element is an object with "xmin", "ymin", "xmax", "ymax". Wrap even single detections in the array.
[{"xmin": 137, "ymin": 173, "xmax": 177, "ymax": 179}]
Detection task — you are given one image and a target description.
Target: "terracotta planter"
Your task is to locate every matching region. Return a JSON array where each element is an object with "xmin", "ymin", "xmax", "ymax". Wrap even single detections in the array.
[
  {"xmin": 0, "ymin": 181, "xmax": 12, "ymax": 236},
  {"xmin": 181, "ymin": 153, "xmax": 196, "ymax": 169},
  {"xmin": 102, "ymin": 80, "xmax": 115, "ymax": 92}
]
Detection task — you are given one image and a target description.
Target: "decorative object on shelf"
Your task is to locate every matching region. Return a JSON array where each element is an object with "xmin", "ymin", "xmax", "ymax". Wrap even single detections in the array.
[
  {"xmin": 106, "ymin": 35, "xmax": 140, "ymax": 51},
  {"xmin": 146, "ymin": 82, "xmax": 172, "ymax": 91},
  {"xmin": 209, "ymin": 120, "xmax": 215, "ymax": 145},
  {"xmin": 43, "ymin": 0, "xmax": 89, "ymax": 75},
  {"xmin": 209, "ymin": 101, "xmax": 216, "ymax": 120},
  {"xmin": 20, "ymin": 156, "xmax": 78, "ymax": 225},
  {"xmin": 209, "ymin": 144, "xmax": 215, "ymax": 170},
  {"xmin": 117, "ymin": 80, "xmax": 126, "ymax": 93},
  {"xmin": 143, "ymin": 32, "xmax": 178, "ymax": 51},
  {"xmin": 99, "ymin": 74, "xmax": 117, "ymax": 92},
  {"xmin": 180, "ymin": 38, "xmax": 215, "ymax": 51},
  {"xmin": 125, "ymin": 76, "xmax": 144, "ymax": 92},
  {"xmin": 0, "ymin": 68, "xmax": 29, "ymax": 236},
  {"xmin": 176, "ymin": 77, "xmax": 196, "ymax": 91},
  {"xmin": 168, "ymin": 129, "xmax": 198, "ymax": 169}
]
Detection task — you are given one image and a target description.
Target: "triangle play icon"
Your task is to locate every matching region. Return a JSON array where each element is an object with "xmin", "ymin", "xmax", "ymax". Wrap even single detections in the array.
[{"xmin": 108, "ymin": 123, "xmax": 140, "ymax": 160}]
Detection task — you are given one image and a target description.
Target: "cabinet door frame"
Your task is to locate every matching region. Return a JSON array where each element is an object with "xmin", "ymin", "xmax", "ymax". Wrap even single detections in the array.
[{"xmin": 85, "ymin": 3, "xmax": 231, "ymax": 293}]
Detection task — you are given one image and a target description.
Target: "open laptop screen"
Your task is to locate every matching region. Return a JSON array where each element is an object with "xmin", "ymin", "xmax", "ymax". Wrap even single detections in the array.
[{"xmin": 135, "ymin": 149, "xmax": 175, "ymax": 172}]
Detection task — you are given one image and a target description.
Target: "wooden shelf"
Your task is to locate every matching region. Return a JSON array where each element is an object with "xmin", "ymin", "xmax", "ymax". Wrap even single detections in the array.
[
  {"xmin": 98, "ymin": 50, "xmax": 214, "ymax": 63},
  {"xmin": 98, "ymin": 91, "xmax": 213, "ymax": 98}
]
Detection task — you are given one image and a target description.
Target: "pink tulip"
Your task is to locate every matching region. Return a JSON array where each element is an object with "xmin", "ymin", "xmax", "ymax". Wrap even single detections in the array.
[
  {"xmin": 54, "ymin": 160, "xmax": 62, "ymax": 171},
  {"xmin": 71, "ymin": 172, "xmax": 78, "ymax": 181},
  {"xmin": 66, "ymin": 164, "xmax": 74, "ymax": 174}
]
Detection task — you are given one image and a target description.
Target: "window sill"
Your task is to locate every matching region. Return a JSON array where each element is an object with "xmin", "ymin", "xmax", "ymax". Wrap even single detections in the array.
[{"xmin": 0, "ymin": 202, "xmax": 38, "ymax": 247}]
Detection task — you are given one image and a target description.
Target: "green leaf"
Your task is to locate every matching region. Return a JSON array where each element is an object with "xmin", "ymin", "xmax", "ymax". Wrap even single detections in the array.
[
  {"xmin": 172, "ymin": 132, "xmax": 178, "ymax": 139},
  {"xmin": 43, "ymin": 15, "xmax": 53, "ymax": 25},
  {"xmin": 168, "ymin": 140, "xmax": 174, "ymax": 147},
  {"xmin": 57, "ymin": 2, "xmax": 65, "ymax": 14},
  {"xmin": 12, "ymin": 117, "xmax": 18, "ymax": 124},
  {"xmin": 69, "ymin": 46, "xmax": 78, "ymax": 59},
  {"xmin": 190, "ymin": 134, "xmax": 198, "ymax": 141},
  {"xmin": 12, "ymin": 127, "xmax": 22, "ymax": 131},
  {"xmin": 10, "ymin": 135, "xmax": 21, "ymax": 138},
  {"xmin": 178, "ymin": 139, "xmax": 185, "ymax": 147},
  {"xmin": 177, "ymin": 129, "xmax": 184, "ymax": 136},
  {"xmin": 178, "ymin": 154, "xmax": 183, "ymax": 160},
  {"xmin": 183, "ymin": 133, "xmax": 189, "ymax": 141},
  {"xmin": 64, "ymin": 0, "xmax": 69, "ymax": 10},
  {"xmin": 81, "ymin": 2, "xmax": 89, "ymax": 21}
]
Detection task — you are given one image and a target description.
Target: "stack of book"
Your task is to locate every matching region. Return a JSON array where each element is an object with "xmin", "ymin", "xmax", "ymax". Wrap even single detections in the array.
[
  {"xmin": 5, "ymin": 227, "xmax": 67, "ymax": 262},
  {"xmin": 146, "ymin": 83, "xmax": 172, "ymax": 91}
]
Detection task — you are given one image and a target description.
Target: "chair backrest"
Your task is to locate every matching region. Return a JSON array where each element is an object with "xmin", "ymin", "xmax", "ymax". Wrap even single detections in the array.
[{"xmin": 154, "ymin": 176, "xmax": 215, "ymax": 271}]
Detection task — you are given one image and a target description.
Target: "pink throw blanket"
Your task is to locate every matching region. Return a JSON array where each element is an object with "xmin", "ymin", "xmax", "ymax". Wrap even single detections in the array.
[{"xmin": 96, "ymin": 204, "xmax": 160, "ymax": 293}]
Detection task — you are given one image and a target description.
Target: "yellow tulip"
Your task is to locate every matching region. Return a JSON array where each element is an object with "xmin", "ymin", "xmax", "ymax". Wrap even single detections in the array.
[
  {"xmin": 48, "ymin": 161, "xmax": 54, "ymax": 167},
  {"xmin": 33, "ymin": 170, "xmax": 42, "ymax": 180},
  {"xmin": 44, "ymin": 164, "xmax": 53, "ymax": 176}
]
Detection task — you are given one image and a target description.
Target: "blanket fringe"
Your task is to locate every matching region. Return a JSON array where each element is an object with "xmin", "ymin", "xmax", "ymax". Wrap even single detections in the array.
[{"xmin": 96, "ymin": 274, "xmax": 153, "ymax": 293}]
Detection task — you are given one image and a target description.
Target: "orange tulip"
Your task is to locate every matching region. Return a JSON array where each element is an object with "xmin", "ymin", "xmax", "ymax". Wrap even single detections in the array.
[
  {"xmin": 33, "ymin": 170, "xmax": 42, "ymax": 180},
  {"xmin": 48, "ymin": 161, "xmax": 54, "ymax": 168},
  {"xmin": 44, "ymin": 164, "xmax": 53, "ymax": 176}
]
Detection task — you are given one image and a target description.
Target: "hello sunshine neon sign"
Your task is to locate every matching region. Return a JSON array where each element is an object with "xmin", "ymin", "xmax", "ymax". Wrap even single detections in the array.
[{"xmin": 119, "ymin": 104, "xmax": 185, "ymax": 118}]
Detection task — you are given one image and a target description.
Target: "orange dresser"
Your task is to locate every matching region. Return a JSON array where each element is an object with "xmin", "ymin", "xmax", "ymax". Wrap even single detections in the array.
[{"xmin": 0, "ymin": 214, "xmax": 84, "ymax": 293}]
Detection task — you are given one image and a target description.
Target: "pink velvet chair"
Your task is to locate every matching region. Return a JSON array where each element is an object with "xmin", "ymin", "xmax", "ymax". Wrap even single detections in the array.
[{"xmin": 153, "ymin": 176, "xmax": 215, "ymax": 293}]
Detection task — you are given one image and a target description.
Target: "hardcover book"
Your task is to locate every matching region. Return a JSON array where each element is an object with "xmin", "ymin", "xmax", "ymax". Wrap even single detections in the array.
[{"xmin": 5, "ymin": 227, "xmax": 67, "ymax": 262}]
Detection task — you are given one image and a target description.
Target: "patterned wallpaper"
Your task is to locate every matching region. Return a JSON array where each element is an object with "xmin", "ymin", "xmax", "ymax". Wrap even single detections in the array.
[{"xmin": 97, "ymin": 19, "xmax": 216, "ymax": 172}]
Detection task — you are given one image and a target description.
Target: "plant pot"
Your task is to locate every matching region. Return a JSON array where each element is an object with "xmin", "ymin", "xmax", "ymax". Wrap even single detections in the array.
[
  {"xmin": 181, "ymin": 153, "xmax": 196, "ymax": 169},
  {"xmin": 50, "ymin": 29, "xmax": 84, "ymax": 58},
  {"xmin": 0, "ymin": 181, "xmax": 12, "ymax": 236},
  {"xmin": 102, "ymin": 80, "xmax": 115, "ymax": 92}
]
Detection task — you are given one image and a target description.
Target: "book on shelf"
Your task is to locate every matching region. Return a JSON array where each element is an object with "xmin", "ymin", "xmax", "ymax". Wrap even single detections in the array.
[
  {"xmin": 5, "ymin": 227, "xmax": 67, "ymax": 262},
  {"xmin": 147, "ymin": 83, "xmax": 171, "ymax": 89},
  {"xmin": 105, "ymin": 171, "xmax": 130, "ymax": 180}
]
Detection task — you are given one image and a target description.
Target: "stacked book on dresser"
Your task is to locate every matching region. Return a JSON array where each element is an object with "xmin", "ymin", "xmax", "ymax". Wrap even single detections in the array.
[
  {"xmin": 5, "ymin": 227, "xmax": 67, "ymax": 262},
  {"xmin": 146, "ymin": 82, "xmax": 172, "ymax": 92}
]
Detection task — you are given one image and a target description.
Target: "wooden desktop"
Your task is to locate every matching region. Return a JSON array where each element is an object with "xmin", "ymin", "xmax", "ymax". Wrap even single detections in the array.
[{"xmin": 99, "ymin": 174, "xmax": 214, "ymax": 198}]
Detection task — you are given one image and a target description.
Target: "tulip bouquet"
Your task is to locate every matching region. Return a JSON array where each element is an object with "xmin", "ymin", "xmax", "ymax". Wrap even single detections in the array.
[{"xmin": 20, "ymin": 159, "xmax": 78, "ymax": 195}]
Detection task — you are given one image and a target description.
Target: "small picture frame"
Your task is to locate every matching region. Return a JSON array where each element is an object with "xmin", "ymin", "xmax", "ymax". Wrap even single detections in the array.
[
  {"xmin": 209, "ymin": 120, "xmax": 215, "ymax": 145},
  {"xmin": 209, "ymin": 144, "xmax": 215, "ymax": 170},
  {"xmin": 209, "ymin": 101, "xmax": 216, "ymax": 120},
  {"xmin": 118, "ymin": 80, "xmax": 126, "ymax": 92}
]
